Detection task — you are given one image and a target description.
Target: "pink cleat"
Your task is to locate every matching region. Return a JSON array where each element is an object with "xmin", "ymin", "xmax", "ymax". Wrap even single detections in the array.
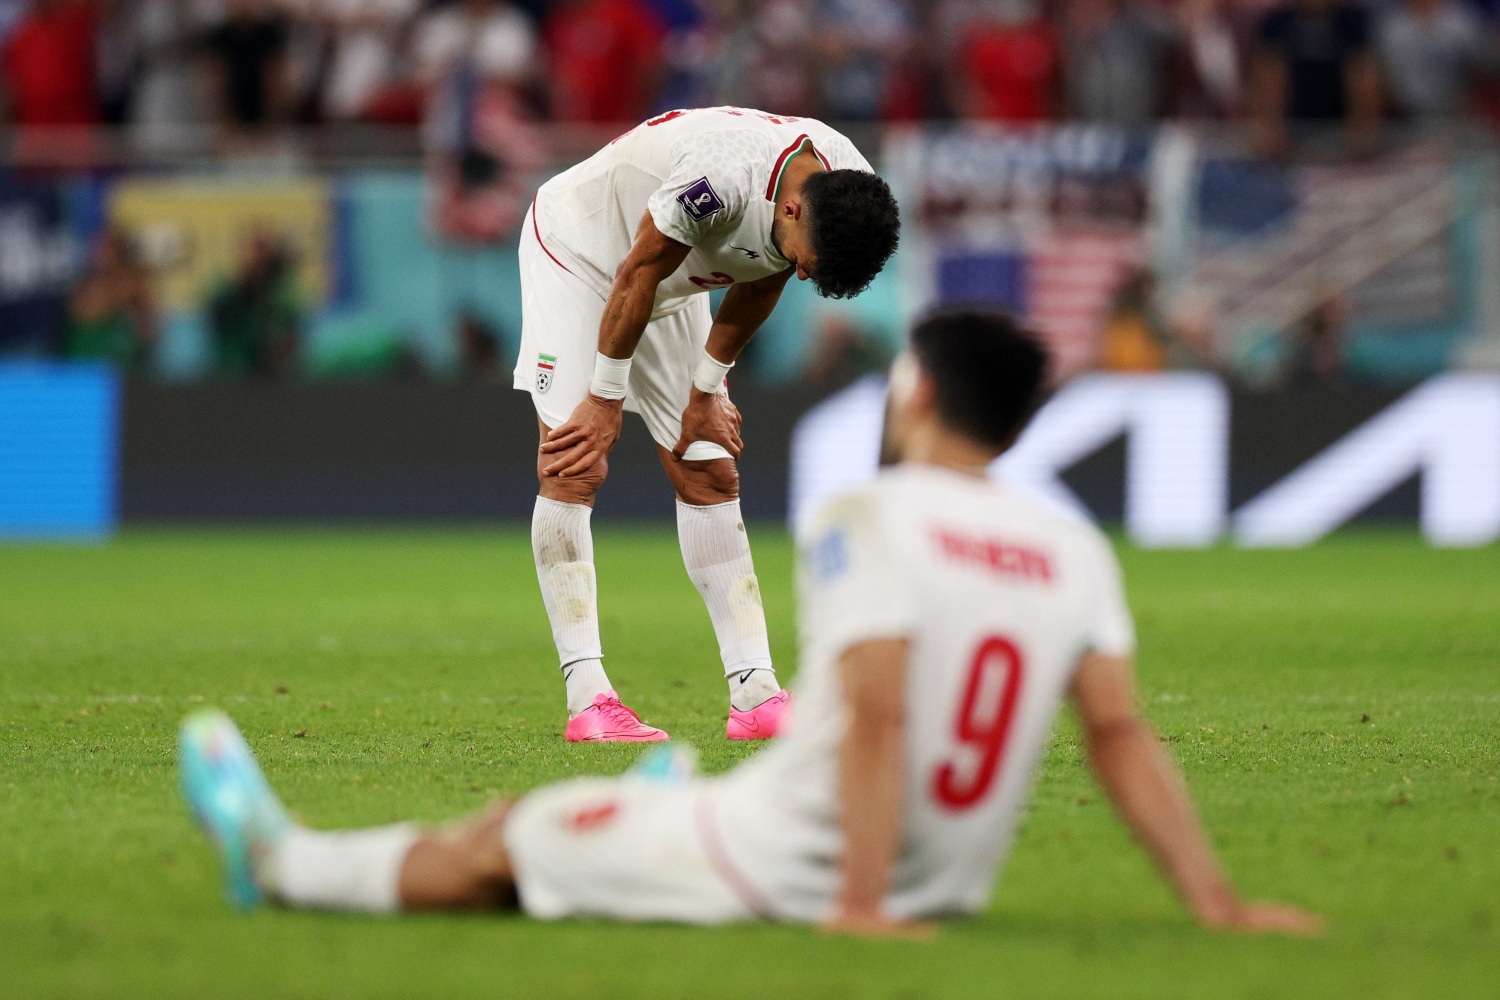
[
  {"xmin": 726, "ymin": 690, "xmax": 791, "ymax": 741},
  {"xmin": 565, "ymin": 691, "xmax": 670, "ymax": 743}
]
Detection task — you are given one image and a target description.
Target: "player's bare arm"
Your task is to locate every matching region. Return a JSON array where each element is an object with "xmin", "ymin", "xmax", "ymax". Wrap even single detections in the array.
[
  {"xmin": 540, "ymin": 212, "xmax": 691, "ymax": 479},
  {"xmin": 1069, "ymin": 651, "xmax": 1324, "ymax": 936},
  {"xmin": 823, "ymin": 636, "xmax": 935, "ymax": 940},
  {"xmin": 670, "ymin": 268, "xmax": 793, "ymax": 461}
]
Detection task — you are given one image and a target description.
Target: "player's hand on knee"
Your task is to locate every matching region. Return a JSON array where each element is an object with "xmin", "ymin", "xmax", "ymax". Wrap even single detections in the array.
[
  {"xmin": 673, "ymin": 387, "xmax": 743, "ymax": 460},
  {"xmin": 542, "ymin": 395, "xmax": 623, "ymax": 477},
  {"xmin": 1197, "ymin": 899, "xmax": 1325, "ymax": 937}
]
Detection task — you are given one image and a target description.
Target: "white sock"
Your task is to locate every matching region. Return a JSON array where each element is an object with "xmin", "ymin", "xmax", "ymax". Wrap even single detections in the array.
[
  {"xmin": 532, "ymin": 496, "xmax": 614, "ymax": 717},
  {"xmin": 728, "ymin": 666, "xmax": 781, "ymax": 712},
  {"xmin": 260, "ymin": 824, "xmax": 419, "ymax": 913},
  {"xmin": 675, "ymin": 499, "xmax": 779, "ymax": 712}
]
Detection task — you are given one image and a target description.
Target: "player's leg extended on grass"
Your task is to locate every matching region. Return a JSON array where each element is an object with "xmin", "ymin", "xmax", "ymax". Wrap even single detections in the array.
[
  {"xmin": 182, "ymin": 710, "xmax": 519, "ymax": 913},
  {"xmin": 657, "ymin": 448, "xmax": 783, "ymax": 721}
]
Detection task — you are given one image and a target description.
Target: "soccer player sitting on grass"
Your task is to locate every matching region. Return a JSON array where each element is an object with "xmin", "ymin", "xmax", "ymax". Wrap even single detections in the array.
[{"xmin": 181, "ymin": 309, "xmax": 1322, "ymax": 937}]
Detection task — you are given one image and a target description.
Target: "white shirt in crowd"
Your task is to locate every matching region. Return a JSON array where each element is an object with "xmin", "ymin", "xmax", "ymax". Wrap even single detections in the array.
[{"xmin": 411, "ymin": 1, "xmax": 537, "ymax": 87}]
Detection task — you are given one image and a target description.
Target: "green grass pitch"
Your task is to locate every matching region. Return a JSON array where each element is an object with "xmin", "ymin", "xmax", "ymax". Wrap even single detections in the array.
[{"xmin": 2, "ymin": 527, "xmax": 1497, "ymax": 998}]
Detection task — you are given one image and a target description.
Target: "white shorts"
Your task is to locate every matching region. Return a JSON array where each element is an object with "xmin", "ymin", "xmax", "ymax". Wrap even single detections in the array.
[
  {"xmin": 502, "ymin": 776, "xmax": 765, "ymax": 924},
  {"xmin": 513, "ymin": 211, "xmax": 731, "ymax": 462}
]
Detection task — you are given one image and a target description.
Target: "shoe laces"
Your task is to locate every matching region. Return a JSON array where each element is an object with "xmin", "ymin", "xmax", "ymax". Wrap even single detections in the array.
[{"xmin": 598, "ymin": 697, "xmax": 645, "ymax": 727}]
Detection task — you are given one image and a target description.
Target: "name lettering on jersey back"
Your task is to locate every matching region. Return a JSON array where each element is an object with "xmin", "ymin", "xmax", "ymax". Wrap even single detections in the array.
[{"xmin": 933, "ymin": 529, "xmax": 1053, "ymax": 585}]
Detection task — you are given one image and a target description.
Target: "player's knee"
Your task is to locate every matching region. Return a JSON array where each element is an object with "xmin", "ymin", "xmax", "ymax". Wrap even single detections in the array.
[
  {"xmin": 676, "ymin": 459, "xmax": 739, "ymax": 506},
  {"xmin": 537, "ymin": 457, "xmax": 609, "ymax": 503}
]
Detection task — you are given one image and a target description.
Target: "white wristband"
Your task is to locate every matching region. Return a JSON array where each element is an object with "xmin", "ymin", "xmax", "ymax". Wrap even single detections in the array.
[
  {"xmin": 590, "ymin": 352, "xmax": 632, "ymax": 400},
  {"xmin": 692, "ymin": 351, "xmax": 734, "ymax": 394}
]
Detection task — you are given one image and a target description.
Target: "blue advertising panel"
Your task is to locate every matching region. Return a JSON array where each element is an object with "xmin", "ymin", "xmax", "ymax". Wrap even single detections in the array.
[{"xmin": 0, "ymin": 363, "xmax": 121, "ymax": 539}]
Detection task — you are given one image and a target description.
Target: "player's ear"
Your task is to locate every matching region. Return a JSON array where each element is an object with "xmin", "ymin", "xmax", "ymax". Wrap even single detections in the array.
[{"xmin": 782, "ymin": 198, "xmax": 802, "ymax": 221}]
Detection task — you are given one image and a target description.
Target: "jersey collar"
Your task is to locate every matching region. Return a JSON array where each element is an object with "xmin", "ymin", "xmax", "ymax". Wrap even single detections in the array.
[{"xmin": 766, "ymin": 135, "xmax": 831, "ymax": 203}]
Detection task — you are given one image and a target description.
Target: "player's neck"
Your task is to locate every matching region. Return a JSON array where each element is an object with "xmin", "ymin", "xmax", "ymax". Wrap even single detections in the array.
[
  {"xmin": 780, "ymin": 153, "xmax": 825, "ymax": 200},
  {"xmin": 901, "ymin": 425, "xmax": 996, "ymax": 480}
]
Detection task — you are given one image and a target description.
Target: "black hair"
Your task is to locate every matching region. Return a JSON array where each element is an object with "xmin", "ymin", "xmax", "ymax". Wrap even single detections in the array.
[
  {"xmin": 909, "ymin": 308, "xmax": 1050, "ymax": 448},
  {"xmin": 801, "ymin": 169, "xmax": 900, "ymax": 299}
]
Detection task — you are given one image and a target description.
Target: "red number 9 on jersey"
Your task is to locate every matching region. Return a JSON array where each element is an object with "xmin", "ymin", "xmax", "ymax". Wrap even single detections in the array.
[{"xmin": 932, "ymin": 636, "xmax": 1025, "ymax": 811}]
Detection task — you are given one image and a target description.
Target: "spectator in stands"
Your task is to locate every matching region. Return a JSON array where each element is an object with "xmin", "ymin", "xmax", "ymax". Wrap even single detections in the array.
[
  {"xmin": 0, "ymin": 0, "xmax": 99, "ymax": 126},
  {"xmin": 641, "ymin": 0, "xmax": 712, "ymax": 110},
  {"xmin": 812, "ymin": 0, "xmax": 913, "ymax": 121},
  {"xmin": 1062, "ymin": 0, "xmax": 1175, "ymax": 126},
  {"xmin": 1096, "ymin": 268, "xmax": 1168, "ymax": 371},
  {"xmin": 203, "ymin": 0, "xmax": 293, "ymax": 130},
  {"xmin": 315, "ymin": 0, "xmax": 423, "ymax": 123},
  {"xmin": 412, "ymin": 0, "xmax": 537, "ymax": 98},
  {"xmin": 1378, "ymin": 0, "xmax": 1497, "ymax": 122},
  {"xmin": 705, "ymin": 0, "xmax": 822, "ymax": 116},
  {"xmin": 64, "ymin": 229, "xmax": 158, "ymax": 371},
  {"xmin": 1167, "ymin": 0, "xmax": 1245, "ymax": 119},
  {"xmin": 1283, "ymin": 294, "xmax": 1348, "ymax": 385},
  {"xmin": 951, "ymin": 0, "xmax": 1061, "ymax": 122},
  {"xmin": 544, "ymin": 0, "xmax": 665, "ymax": 123},
  {"xmin": 415, "ymin": 0, "xmax": 542, "ymax": 241},
  {"xmin": 95, "ymin": 0, "xmax": 139, "ymax": 125},
  {"xmin": 127, "ymin": 0, "xmax": 208, "ymax": 146},
  {"xmin": 1250, "ymin": 0, "xmax": 1383, "ymax": 158},
  {"xmin": 208, "ymin": 230, "xmax": 302, "ymax": 380}
]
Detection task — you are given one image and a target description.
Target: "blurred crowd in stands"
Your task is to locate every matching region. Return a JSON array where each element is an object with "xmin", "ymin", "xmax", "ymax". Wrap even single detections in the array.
[
  {"xmin": 1, "ymin": 0, "xmax": 1498, "ymax": 144},
  {"xmin": 5, "ymin": 0, "xmax": 1497, "ymax": 387}
]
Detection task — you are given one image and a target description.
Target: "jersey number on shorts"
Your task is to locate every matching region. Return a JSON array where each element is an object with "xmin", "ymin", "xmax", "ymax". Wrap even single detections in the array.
[{"xmin": 932, "ymin": 635, "xmax": 1025, "ymax": 811}]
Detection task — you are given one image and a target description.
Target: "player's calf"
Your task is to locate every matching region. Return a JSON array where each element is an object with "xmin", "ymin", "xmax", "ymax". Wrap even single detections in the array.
[{"xmin": 666, "ymin": 452, "xmax": 786, "ymax": 726}]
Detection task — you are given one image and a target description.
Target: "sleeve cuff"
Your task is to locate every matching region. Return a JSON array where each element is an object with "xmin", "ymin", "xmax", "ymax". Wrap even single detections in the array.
[{"xmin": 648, "ymin": 202, "xmax": 696, "ymax": 247}]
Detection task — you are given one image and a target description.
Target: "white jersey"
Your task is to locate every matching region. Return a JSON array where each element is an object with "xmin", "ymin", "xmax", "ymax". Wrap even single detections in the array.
[
  {"xmin": 531, "ymin": 107, "xmax": 872, "ymax": 316},
  {"xmin": 710, "ymin": 464, "xmax": 1136, "ymax": 922}
]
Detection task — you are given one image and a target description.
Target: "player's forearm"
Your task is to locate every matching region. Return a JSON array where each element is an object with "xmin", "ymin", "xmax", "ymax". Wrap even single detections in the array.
[
  {"xmin": 704, "ymin": 281, "xmax": 784, "ymax": 364},
  {"xmin": 597, "ymin": 270, "xmax": 659, "ymax": 361},
  {"xmin": 835, "ymin": 706, "xmax": 905, "ymax": 915},
  {"xmin": 1086, "ymin": 720, "xmax": 1237, "ymax": 919}
]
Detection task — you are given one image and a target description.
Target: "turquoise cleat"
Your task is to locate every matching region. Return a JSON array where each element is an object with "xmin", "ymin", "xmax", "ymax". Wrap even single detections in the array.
[
  {"xmin": 627, "ymin": 742, "xmax": 699, "ymax": 785},
  {"xmin": 178, "ymin": 710, "xmax": 290, "ymax": 910}
]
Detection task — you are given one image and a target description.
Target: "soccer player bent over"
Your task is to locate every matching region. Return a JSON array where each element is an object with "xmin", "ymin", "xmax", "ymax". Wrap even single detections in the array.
[
  {"xmin": 516, "ymin": 106, "xmax": 900, "ymax": 742},
  {"xmin": 182, "ymin": 310, "xmax": 1321, "ymax": 936}
]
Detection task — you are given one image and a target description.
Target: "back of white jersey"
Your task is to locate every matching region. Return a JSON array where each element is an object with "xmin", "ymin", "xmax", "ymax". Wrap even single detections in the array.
[
  {"xmin": 532, "ymin": 107, "xmax": 871, "ymax": 316},
  {"xmin": 713, "ymin": 464, "xmax": 1135, "ymax": 921}
]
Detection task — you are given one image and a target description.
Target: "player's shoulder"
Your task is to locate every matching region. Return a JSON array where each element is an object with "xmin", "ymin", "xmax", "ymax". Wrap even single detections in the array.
[
  {"xmin": 876, "ymin": 464, "xmax": 1115, "ymax": 566},
  {"xmin": 666, "ymin": 110, "xmax": 783, "ymax": 153},
  {"xmin": 795, "ymin": 117, "xmax": 873, "ymax": 172},
  {"xmin": 802, "ymin": 478, "xmax": 889, "ymax": 544},
  {"xmin": 670, "ymin": 109, "xmax": 869, "ymax": 171},
  {"xmin": 660, "ymin": 117, "xmax": 776, "ymax": 196},
  {"xmin": 980, "ymin": 476, "xmax": 1117, "ymax": 558}
]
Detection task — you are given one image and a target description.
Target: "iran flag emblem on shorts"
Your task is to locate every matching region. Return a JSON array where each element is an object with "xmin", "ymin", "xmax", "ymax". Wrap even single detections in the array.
[{"xmin": 536, "ymin": 353, "xmax": 556, "ymax": 393}]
